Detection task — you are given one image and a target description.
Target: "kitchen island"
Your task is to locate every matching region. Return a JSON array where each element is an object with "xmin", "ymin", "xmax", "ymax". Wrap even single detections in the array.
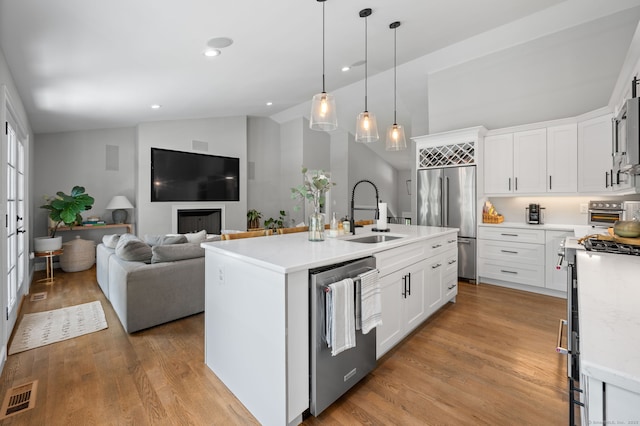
[{"xmin": 201, "ymin": 224, "xmax": 458, "ymax": 426}]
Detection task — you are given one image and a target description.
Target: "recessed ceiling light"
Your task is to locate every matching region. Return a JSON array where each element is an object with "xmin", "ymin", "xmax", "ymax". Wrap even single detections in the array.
[
  {"xmin": 203, "ymin": 48, "xmax": 221, "ymax": 57},
  {"xmin": 151, "ymin": 104, "xmax": 161, "ymax": 109},
  {"xmin": 266, "ymin": 102, "xmax": 273, "ymax": 106},
  {"xmin": 341, "ymin": 66, "xmax": 350, "ymax": 72}
]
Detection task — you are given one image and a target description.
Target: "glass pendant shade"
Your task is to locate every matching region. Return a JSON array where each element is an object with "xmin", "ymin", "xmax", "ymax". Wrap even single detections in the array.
[
  {"xmin": 310, "ymin": 92, "xmax": 338, "ymax": 131},
  {"xmin": 355, "ymin": 111, "xmax": 379, "ymax": 143},
  {"xmin": 386, "ymin": 123, "xmax": 407, "ymax": 151}
]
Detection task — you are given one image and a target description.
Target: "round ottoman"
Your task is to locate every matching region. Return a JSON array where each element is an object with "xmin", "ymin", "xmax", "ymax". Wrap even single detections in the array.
[{"xmin": 60, "ymin": 236, "xmax": 96, "ymax": 272}]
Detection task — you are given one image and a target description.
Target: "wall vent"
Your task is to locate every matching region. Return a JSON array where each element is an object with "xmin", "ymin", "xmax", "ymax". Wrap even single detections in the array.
[{"xmin": 30, "ymin": 292, "xmax": 47, "ymax": 302}]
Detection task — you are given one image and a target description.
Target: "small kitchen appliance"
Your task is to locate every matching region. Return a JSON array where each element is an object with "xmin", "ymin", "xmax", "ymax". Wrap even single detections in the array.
[
  {"xmin": 588, "ymin": 200, "xmax": 640, "ymax": 225},
  {"xmin": 525, "ymin": 203, "xmax": 545, "ymax": 224}
]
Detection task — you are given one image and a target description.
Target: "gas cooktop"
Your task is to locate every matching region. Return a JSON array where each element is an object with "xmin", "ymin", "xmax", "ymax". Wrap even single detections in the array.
[{"xmin": 584, "ymin": 238, "xmax": 640, "ymax": 256}]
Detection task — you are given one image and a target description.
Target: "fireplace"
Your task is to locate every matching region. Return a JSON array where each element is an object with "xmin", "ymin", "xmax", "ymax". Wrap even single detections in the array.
[{"xmin": 171, "ymin": 204, "xmax": 225, "ymax": 235}]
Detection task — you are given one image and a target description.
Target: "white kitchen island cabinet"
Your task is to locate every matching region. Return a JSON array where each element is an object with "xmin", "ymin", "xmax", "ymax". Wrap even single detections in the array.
[
  {"xmin": 202, "ymin": 225, "xmax": 458, "ymax": 426},
  {"xmin": 576, "ymin": 250, "xmax": 640, "ymax": 424}
]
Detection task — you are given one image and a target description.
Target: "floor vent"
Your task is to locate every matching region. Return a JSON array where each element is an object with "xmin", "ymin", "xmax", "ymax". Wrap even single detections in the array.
[
  {"xmin": 30, "ymin": 292, "xmax": 47, "ymax": 302},
  {"xmin": 0, "ymin": 380, "xmax": 38, "ymax": 419}
]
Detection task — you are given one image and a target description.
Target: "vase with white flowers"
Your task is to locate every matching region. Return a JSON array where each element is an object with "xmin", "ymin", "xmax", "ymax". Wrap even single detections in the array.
[{"xmin": 290, "ymin": 167, "xmax": 335, "ymax": 241}]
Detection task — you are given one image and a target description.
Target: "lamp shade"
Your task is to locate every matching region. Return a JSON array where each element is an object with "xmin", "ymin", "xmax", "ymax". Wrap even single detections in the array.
[
  {"xmin": 355, "ymin": 111, "xmax": 379, "ymax": 143},
  {"xmin": 105, "ymin": 196, "xmax": 134, "ymax": 210},
  {"xmin": 386, "ymin": 124, "xmax": 407, "ymax": 151},
  {"xmin": 310, "ymin": 92, "xmax": 338, "ymax": 131}
]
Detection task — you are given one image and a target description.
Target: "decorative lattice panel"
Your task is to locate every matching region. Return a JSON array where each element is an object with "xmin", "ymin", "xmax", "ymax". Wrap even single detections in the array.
[{"xmin": 418, "ymin": 142, "xmax": 475, "ymax": 168}]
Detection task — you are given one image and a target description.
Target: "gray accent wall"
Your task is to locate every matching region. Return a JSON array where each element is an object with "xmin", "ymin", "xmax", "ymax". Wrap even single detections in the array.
[
  {"xmin": 33, "ymin": 127, "xmax": 136, "ymax": 240},
  {"xmin": 136, "ymin": 116, "xmax": 248, "ymax": 236}
]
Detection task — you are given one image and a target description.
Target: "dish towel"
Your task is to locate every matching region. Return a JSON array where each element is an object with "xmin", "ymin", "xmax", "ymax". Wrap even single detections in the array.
[
  {"xmin": 359, "ymin": 269, "xmax": 382, "ymax": 334},
  {"xmin": 326, "ymin": 278, "xmax": 356, "ymax": 356}
]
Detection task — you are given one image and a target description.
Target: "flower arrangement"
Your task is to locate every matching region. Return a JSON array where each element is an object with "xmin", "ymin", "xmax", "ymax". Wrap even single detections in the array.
[{"xmin": 290, "ymin": 167, "xmax": 335, "ymax": 212}]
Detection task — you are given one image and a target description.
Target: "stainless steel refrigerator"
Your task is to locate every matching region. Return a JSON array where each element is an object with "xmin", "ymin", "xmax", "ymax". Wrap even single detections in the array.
[{"xmin": 417, "ymin": 165, "xmax": 476, "ymax": 282}]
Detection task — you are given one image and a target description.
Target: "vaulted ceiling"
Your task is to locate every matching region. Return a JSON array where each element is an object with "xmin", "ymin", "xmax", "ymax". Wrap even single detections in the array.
[{"xmin": 1, "ymin": 0, "xmax": 639, "ymax": 170}]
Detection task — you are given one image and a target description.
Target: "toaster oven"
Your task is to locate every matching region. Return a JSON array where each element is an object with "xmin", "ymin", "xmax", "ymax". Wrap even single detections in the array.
[{"xmin": 588, "ymin": 200, "xmax": 640, "ymax": 225}]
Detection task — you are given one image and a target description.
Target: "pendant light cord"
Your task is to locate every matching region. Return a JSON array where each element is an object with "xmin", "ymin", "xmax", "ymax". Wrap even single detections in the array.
[
  {"xmin": 364, "ymin": 15, "xmax": 368, "ymax": 111},
  {"xmin": 393, "ymin": 25, "xmax": 397, "ymax": 124},
  {"xmin": 322, "ymin": 1, "xmax": 326, "ymax": 93}
]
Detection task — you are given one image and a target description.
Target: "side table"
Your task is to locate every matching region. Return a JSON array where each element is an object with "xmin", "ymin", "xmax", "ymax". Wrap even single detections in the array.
[{"xmin": 35, "ymin": 249, "xmax": 64, "ymax": 284}]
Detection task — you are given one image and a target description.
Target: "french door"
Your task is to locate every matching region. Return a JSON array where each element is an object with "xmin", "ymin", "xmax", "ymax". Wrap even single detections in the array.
[
  {"xmin": 6, "ymin": 121, "xmax": 25, "ymax": 320},
  {"xmin": 3, "ymin": 87, "xmax": 28, "ymax": 343}
]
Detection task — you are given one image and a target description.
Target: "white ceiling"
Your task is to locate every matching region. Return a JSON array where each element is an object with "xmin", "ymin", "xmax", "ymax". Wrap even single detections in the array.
[{"xmin": 1, "ymin": 0, "xmax": 640, "ymax": 170}]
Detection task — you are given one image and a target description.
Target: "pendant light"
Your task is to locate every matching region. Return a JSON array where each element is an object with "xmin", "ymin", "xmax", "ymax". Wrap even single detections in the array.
[
  {"xmin": 310, "ymin": 0, "xmax": 338, "ymax": 131},
  {"xmin": 386, "ymin": 21, "xmax": 407, "ymax": 151},
  {"xmin": 355, "ymin": 8, "xmax": 379, "ymax": 143}
]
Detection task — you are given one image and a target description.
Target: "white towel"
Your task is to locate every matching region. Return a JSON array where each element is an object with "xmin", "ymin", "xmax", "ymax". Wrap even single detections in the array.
[
  {"xmin": 359, "ymin": 269, "xmax": 382, "ymax": 334},
  {"xmin": 326, "ymin": 278, "xmax": 356, "ymax": 356}
]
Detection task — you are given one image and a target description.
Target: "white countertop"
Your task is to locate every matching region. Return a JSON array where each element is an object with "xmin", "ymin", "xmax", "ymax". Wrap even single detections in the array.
[
  {"xmin": 479, "ymin": 221, "xmax": 577, "ymax": 231},
  {"xmin": 577, "ymin": 250, "xmax": 640, "ymax": 393},
  {"xmin": 202, "ymin": 224, "xmax": 457, "ymax": 274}
]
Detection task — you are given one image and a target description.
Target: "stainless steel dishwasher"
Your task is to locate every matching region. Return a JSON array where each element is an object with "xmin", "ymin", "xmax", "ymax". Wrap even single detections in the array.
[{"xmin": 309, "ymin": 256, "xmax": 377, "ymax": 416}]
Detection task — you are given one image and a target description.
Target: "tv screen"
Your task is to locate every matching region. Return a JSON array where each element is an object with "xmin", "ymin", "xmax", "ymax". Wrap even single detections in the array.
[{"xmin": 151, "ymin": 148, "xmax": 240, "ymax": 202}]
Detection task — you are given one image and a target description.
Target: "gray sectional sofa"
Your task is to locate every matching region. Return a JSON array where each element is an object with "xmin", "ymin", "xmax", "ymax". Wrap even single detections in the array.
[{"xmin": 96, "ymin": 231, "xmax": 217, "ymax": 333}]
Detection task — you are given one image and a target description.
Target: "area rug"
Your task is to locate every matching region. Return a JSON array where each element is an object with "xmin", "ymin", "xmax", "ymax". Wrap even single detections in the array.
[{"xmin": 8, "ymin": 301, "xmax": 108, "ymax": 355}]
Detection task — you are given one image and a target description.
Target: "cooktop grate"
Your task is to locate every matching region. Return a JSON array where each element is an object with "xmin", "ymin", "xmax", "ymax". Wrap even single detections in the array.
[{"xmin": 584, "ymin": 238, "xmax": 640, "ymax": 256}]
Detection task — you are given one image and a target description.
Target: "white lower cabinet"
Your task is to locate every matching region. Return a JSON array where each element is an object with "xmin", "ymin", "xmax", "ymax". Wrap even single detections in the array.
[
  {"xmin": 375, "ymin": 234, "xmax": 458, "ymax": 359},
  {"xmin": 478, "ymin": 226, "xmax": 570, "ymax": 294},
  {"xmin": 583, "ymin": 375, "xmax": 640, "ymax": 424}
]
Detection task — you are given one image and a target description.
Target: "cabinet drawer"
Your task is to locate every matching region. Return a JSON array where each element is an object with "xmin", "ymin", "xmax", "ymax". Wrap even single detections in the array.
[
  {"xmin": 478, "ymin": 239, "xmax": 544, "ymax": 265},
  {"xmin": 443, "ymin": 271, "xmax": 458, "ymax": 300},
  {"xmin": 478, "ymin": 260, "xmax": 544, "ymax": 287},
  {"xmin": 478, "ymin": 226, "xmax": 545, "ymax": 244},
  {"xmin": 444, "ymin": 250, "xmax": 458, "ymax": 275},
  {"xmin": 375, "ymin": 241, "xmax": 428, "ymax": 276},
  {"xmin": 427, "ymin": 233, "xmax": 458, "ymax": 257}
]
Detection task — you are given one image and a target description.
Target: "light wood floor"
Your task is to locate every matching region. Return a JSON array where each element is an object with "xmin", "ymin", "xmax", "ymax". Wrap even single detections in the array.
[{"xmin": 0, "ymin": 267, "xmax": 567, "ymax": 425}]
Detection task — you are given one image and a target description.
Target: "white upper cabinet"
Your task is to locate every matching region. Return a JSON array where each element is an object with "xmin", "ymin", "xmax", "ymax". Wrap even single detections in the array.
[
  {"xmin": 547, "ymin": 124, "xmax": 578, "ymax": 193},
  {"xmin": 484, "ymin": 133, "xmax": 514, "ymax": 194},
  {"xmin": 513, "ymin": 128, "xmax": 547, "ymax": 193},
  {"xmin": 578, "ymin": 114, "xmax": 613, "ymax": 193}
]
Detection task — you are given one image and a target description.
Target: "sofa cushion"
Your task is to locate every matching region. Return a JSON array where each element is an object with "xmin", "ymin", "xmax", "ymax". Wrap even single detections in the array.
[
  {"xmin": 184, "ymin": 229, "xmax": 207, "ymax": 244},
  {"xmin": 103, "ymin": 234, "xmax": 121, "ymax": 249},
  {"xmin": 143, "ymin": 234, "xmax": 188, "ymax": 246},
  {"xmin": 115, "ymin": 234, "xmax": 152, "ymax": 263},
  {"xmin": 151, "ymin": 242, "xmax": 205, "ymax": 263}
]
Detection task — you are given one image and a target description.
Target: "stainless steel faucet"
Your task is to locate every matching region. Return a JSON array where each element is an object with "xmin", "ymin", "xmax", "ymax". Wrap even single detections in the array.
[{"xmin": 350, "ymin": 179, "xmax": 379, "ymax": 235}]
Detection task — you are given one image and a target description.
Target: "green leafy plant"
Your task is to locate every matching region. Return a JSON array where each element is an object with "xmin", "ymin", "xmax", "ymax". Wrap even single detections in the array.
[
  {"xmin": 247, "ymin": 209, "xmax": 262, "ymax": 229},
  {"xmin": 264, "ymin": 210, "xmax": 287, "ymax": 231},
  {"xmin": 290, "ymin": 166, "xmax": 335, "ymax": 211},
  {"xmin": 41, "ymin": 186, "xmax": 95, "ymax": 237}
]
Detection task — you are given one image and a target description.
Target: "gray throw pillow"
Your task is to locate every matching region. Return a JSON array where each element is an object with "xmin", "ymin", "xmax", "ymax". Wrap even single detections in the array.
[
  {"xmin": 115, "ymin": 234, "xmax": 152, "ymax": 262},
  {"xmin": 184, "ymin": 229, "xmax": 207, "ymax": 243},
  {"xmin": 144, "ymin": 234, "xmax": 188, "ymax": 246},
  {"xmin": 102, "ymin": 234, "xmax": 121, "ymax": 249},
  {"xmin": 151, "ymin": 242, "xmax": 205, "ymax": 263}
]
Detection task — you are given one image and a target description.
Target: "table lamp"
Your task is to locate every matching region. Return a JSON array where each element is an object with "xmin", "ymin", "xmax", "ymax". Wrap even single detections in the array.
[{"xmin": 106, "ymin": 195, "xmax": 134, "ymax": 224}]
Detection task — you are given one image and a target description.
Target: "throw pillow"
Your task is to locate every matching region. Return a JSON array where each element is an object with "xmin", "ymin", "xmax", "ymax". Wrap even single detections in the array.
[
  {"xmin": 143, "ymin": 234, "xmax": 188, "ymax": 246},
  {"xmin": 183, "ymin": 229, "xmax": 207, "ymax": 244},
  {"xmin": 151, "ymin": 242, "xmax": 205, "ymax": 263},
  {"xmin": 203, "ymin": 235, "xmax": 222, "ymax": 243},
  {"xmin": 102, "ymin": 234, "xmax": 121, "ymax": 249},
  {"xmin": 115, "ymin": 234, "xmax": 152, "ymax": 263}
]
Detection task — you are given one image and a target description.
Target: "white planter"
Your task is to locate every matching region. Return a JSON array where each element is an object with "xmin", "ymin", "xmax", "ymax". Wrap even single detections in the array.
[{"xmin": 34, "ymin": 236, "xmax": 62, "ymax": 252}]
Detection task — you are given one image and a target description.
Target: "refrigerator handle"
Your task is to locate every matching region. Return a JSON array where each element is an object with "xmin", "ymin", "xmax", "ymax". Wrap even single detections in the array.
[
  {"xmin": 439, "ymin": 176, "xmax": 444, "ymax": 226},
  {"xmin": 444, "ymin": 176, "xmax": 449, "ymax": 227}
]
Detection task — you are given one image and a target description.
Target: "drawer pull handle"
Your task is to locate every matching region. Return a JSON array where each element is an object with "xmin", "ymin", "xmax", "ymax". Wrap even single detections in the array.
[
  {"xmin": 500, "ymin": 269, "xmax": 518, "ymax": 274},
  {"xmin": 501, "ymin": 233, "xmax": 519, "ymax": 237},
  {"xmin": 556, "ymin": 319, "xmax": 568, "ymax": 355},
  {"xmin": 447, "ymin": 239, "xmax": 457, "ymax": 244},
  {"xmin": 432, "ymin": 244, "xmax": 442, "ymax": 249},
  {"xmin": 448, "ymin": 259, "xmax": 457, "ymax": 265},
  {"xmin": 432, "ymin": 263, "xmax": 442, "ymax": 269},
  {"xmin": 448, "ymin": 284, "xmax": 457, "ymax": 290},
  {"xmin": 500, "ymin": 249, "xmax": 519, "ymax": 254}
]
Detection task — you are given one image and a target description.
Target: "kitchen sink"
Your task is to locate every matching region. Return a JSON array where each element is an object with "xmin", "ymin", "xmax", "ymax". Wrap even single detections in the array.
[{"xmin": 345, "ymin": 234, "xmax": 403, "ymax": 244}]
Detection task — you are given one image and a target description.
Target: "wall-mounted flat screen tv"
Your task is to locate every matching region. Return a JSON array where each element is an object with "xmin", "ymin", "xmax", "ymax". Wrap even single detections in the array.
[{"xmin": 151, "ymin": 148, "xmax": 240, "ymax": 202}]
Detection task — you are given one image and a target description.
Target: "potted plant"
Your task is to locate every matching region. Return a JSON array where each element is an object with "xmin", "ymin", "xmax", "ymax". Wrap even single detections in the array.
[
  {"xmin": 36, "ymin": 186, "xmax": 95, "ymax": 252},
  {"xmin": 247, "ymin": 209, "xmax": 262, "ymax": 230},
  {"xmin": 264, "ymin": 210, "xmax": 287, "ymax": 232}
]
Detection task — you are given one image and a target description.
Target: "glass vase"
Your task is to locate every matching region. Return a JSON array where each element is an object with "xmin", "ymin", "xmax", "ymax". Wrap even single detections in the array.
[{"xmin": 308, "ymin": 210, "xmax": 325, "ymax": 241}]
